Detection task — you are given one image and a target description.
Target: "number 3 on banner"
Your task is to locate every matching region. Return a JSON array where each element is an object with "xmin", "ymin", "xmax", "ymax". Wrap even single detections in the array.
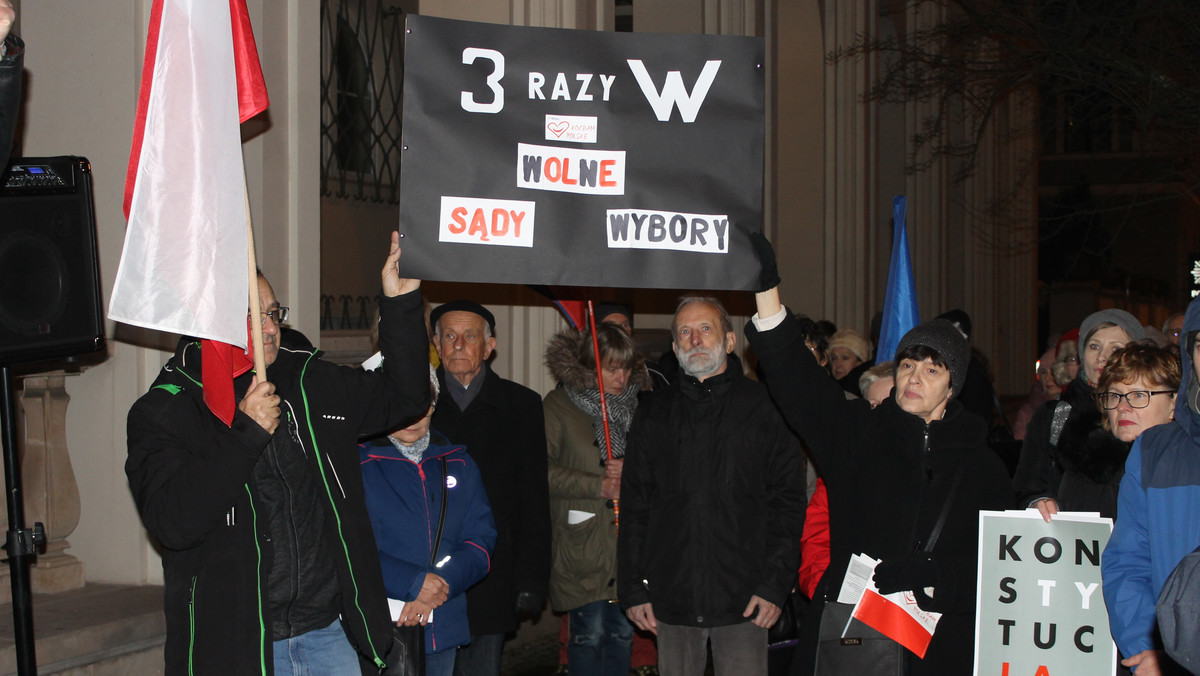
[{"xmin": 461, "ymin": 48, "xmax": 505, "ymax": 114}]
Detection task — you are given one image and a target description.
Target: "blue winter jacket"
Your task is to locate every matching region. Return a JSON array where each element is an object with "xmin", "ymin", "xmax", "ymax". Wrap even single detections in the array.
[
  {"xmin": 360, "ymin": 430, "xmax": 496, "ymax": 654},
  {"xmin": 1102, "ymin": 296, "xmax": 1200, "ymax": 660}
]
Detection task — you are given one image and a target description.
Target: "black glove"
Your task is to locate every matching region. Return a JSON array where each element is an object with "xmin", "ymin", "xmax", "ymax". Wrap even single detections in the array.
[
  {"xmin": 872, "ymin": 554, "xmax": 938, "ymax": 594},
  {"xmin": 747, "ymin": 230, "xmax": 781, "ymax": 293},
  {"xmin": 514, "ymin": 591, "xmax": 543, "ymax": 618}
]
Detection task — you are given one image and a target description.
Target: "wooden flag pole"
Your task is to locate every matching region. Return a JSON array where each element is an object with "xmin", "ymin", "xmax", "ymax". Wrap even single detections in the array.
[{"xmin": 245, "ymin": 189, "xmax": 267, "ymax": 379}]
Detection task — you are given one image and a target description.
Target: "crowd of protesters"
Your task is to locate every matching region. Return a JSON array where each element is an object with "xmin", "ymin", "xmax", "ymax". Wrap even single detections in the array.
[{"xmin": 123, "ymin": 219, "xmax": 1200, "ymax": 676}]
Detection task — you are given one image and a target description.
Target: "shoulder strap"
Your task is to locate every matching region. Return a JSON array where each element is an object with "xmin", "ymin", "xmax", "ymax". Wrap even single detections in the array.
[
  {"xmin": 1049, "ymin": 401, "xmax": 1073, "ymax": 448},
  {"xmin": 429, "ymin": 456, "xmax": 449, "ymax": 566},
  {"xmin": 923, "ymin": 464, "xmax": 966, "ymax": 554}
]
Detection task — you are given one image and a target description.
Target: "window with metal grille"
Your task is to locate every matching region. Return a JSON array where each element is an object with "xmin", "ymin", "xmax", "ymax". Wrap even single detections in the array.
[{"xmin": 320, "ymin": 0, "xmax": 407, "ymax": 203}]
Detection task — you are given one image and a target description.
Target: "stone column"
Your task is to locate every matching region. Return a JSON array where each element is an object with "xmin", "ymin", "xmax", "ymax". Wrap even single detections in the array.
[{"xmin": 0, "ymin": 375, "xmax": 85, "ymax": 603}]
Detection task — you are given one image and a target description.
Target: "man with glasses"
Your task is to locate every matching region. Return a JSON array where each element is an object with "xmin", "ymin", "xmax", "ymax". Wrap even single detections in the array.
[{"xmin": 126, "ymin": 234, "xmax": 431, "ymax": 674}]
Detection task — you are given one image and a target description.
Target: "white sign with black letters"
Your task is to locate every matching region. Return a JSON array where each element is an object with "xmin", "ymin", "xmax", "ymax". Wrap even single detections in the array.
[{"xmin": 973, "ymin": 510, "xmax": 1117, "ymax": 676}]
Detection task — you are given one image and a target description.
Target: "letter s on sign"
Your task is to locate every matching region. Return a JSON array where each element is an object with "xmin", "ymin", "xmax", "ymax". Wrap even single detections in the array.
[{"xmin": 461, "ymin": 48, "xmax": 505, "ymax": 114}]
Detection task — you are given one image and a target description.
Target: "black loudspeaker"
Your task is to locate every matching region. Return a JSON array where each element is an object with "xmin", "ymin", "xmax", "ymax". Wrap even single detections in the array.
[{"xmin": 0, "ymin": 156, "xmax": 105, "ymax": 365}]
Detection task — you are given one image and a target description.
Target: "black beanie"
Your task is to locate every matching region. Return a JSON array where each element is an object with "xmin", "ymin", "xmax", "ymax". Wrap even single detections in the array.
[
  {"xmin": 429, "ymin": 300, "xmax": 496, "ymax": 334},
  {"xmin": 896, "ymin": 319, "xmax": 970, "ymax": 397},
  {"xmin": 593, "ymin": 303, "xmax": 632, "ymax": 327}
]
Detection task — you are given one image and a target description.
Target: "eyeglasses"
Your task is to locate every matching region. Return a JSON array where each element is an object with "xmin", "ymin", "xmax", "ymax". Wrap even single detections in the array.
[
  {"xmin": 1096, "ymin": 390, "xmax": 1174, "ymax": 410},
  {"xmin": 259, "ymin": 307, "xmax": 289, "ymax": 326}
]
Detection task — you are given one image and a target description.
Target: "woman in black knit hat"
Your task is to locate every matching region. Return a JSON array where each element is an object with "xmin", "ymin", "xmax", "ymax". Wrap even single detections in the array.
[{"xmin": 745, "ymin": 274, "xmax": 1011, "ymax": 676}]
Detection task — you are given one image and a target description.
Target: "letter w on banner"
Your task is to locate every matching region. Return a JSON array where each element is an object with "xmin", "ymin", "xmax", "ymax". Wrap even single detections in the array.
[{"xmin": 109, "ymin": 0, "xmax": 269, "ymax": 425}]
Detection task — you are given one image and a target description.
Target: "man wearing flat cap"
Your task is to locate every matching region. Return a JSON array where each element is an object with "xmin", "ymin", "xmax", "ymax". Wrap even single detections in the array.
[{"xmin": 429, "ymin": 300, "xmax": 551, "ymax": 676}]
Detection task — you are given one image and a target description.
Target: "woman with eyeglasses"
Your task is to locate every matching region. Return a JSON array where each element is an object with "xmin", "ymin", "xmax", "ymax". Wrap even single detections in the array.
[
  {"xmin": 1016, "ymin": 326, "xmax": 1181, "ymax": 522},
  {"xmin": 1096, "ymin": 346, "xmax": 1180, "ymax": 445},
  {"xmin": 1014, "ymin": 309, "xmax": 1154, "ymax": 521}
]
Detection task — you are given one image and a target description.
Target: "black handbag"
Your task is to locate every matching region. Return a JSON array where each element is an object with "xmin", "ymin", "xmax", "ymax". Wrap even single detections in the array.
[
  {"xmin": 813, "ymin": 468, "xmax": 965, "ymax": 676},
  {"xmin": 768, "ymin": 591, "xmax": 803, "ymax": 648},
  {"xmin": 815, "ymin": 601, "xmax": 907, "ymax": 676},
  {"xmin": 385, "ymin": 456, "xmax": 448, "ymax": 676}
]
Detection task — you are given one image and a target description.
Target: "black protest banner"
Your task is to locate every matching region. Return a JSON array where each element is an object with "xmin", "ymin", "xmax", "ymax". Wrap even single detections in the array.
[{"xmin": 398, "ymin": 15, "xmax": 764, "ymax": 290}]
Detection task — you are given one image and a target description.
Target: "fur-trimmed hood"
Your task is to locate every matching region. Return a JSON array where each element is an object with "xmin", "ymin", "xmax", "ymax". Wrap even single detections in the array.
[
  {"xmin": 1054, "ymin": 393, "xmax": 1131, "ymax": 484},
  {"xmin": 544, "ymin": 328, "xmax": 653, "ymax": 394}
]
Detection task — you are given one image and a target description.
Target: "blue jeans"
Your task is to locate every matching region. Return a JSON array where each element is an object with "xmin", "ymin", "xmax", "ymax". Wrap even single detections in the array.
[
  {"xmin": 452, "ymin": 632, "xmax": 504, "ymax": 676},
  {"xmin": 568, "ymin": 600, "xmax": 634, "ymax": 676},
  {"xmin": 272, "ymin": 619, "xmax": 361, "ymax": 675},
  {"xmin": 426, "ymin": 648, "xmax": 456, "ymax": 676}
]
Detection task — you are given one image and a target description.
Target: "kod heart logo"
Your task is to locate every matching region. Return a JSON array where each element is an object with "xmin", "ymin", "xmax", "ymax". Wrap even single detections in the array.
[{"xmin": 547, "ymin": 121, "xmax": 570, "ymax": 137}]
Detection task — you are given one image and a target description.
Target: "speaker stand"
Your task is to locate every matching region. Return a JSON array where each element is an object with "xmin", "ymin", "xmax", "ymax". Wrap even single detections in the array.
[{"xmin": 2, "ymin": 365, "xmax": 44, "ymax": 675}]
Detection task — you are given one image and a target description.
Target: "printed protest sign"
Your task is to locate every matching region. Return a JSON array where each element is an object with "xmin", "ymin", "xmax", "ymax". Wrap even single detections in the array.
[
  {"xmin": 973, "ymin": 510, "xmax": 1117, "ymax": 676},
  {"xmin": 398, "ymin": 15, "xmax": 764, "ymax": 289}
]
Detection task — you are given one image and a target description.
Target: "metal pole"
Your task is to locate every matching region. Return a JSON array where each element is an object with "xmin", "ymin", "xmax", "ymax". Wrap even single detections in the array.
[{"xmin": 3, "ymin": 365, "xmax": 42, "ymax": 675}]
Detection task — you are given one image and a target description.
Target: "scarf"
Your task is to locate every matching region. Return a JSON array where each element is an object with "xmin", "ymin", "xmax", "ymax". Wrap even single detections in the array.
[
  {"xmin": 389, "ymin": 431, "xmax": 431, "ymax": 463},
  {"xmin": 566, "ymin": 384, "xmax": 640, "ymax": 464}
]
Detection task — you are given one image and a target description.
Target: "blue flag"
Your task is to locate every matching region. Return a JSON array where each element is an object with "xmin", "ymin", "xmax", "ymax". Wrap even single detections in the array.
[{"xmin": 876, "ymin": 196, "xmax": 920, "ymax": 362}]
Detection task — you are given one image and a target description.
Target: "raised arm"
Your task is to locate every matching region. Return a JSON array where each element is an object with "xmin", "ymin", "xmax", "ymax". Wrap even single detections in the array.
[
  {"xmin": 743, "ymin": 235, "xmax": 862, "ymax": 484},
  {"xmin": 352, "ymin": 233, "xmax": 431, "ymax": 438}
]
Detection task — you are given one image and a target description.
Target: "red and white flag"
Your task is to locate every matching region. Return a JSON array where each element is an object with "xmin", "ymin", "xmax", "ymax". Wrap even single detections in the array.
[
  {"xmin": 109, "ymin": 0, "xmax": 269, "ymax": 425},
  {"xmin": 851, "ymin": 588, "xmax": 941, "ymax": 659}
]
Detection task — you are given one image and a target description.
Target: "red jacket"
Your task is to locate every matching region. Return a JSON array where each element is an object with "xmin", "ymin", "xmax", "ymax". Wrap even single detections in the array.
[{"xmin": 798, "ymin": 479, "xmax": 830, "ymax": 598}]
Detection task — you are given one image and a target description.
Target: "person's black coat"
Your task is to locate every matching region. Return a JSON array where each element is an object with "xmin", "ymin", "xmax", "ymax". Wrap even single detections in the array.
[
  {"xmin": 747, "ymin": 314, "xmax": 1012, "ymax": 676},
  {"xmin": 1, "ymin": 34, "xmax": 24, "ymax": 167},
  {"xmin": 1012, "ymin": 379, "xmax": 1129, "ymax": 518},
  {"xmin": 126, "ymin": 290, "xmax": 431, "ymax": 675},
  {"xmin": 835, "ymin": 359, "xmax": 873, "ymax": 397},
  {"xmin": 432, "ymin": 365, "xmax": 551, "ymax": 635},
  {"xmin": 617, "ymin": 364, "xmax": 806, "ymax": 627},
  {"xmin": 957, "ymin": 352, "xmax": 1000, "ymax": 426}
]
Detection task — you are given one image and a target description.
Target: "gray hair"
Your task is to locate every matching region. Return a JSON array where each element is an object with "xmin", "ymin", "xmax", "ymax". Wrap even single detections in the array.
[
  {"xmin": 671, "ymin": 296, "xmax": 733, "ymax": 336},
  {"xmin": 859, "ymin": 361, "xmax": 894, "ymax": 397},
  {"xmin": 1163, "ymin": 312, "xmax": 1186, "ymax": 334}
]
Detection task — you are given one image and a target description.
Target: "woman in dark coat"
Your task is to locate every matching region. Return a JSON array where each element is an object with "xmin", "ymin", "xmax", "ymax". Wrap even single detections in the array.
[
  {"xmin": 360, "ymin": 368, "xmax": 497, "ymax": 676},
  {"xmin": 1013, "ymin": 309, "xmax": 1147, "ymax": 520},
  {"xmin": 745, "ymin": 284, "xmax": 1011, "ymax": 676}
]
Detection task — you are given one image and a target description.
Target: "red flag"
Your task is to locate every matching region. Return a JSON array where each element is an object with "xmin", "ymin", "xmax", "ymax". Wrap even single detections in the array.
[
  {"xmin": 851, "ymin": 589, "xmax": 937, "ymax": 658},
  {"xmin": 203, "ymin": 325, "xmax": 256, "ymax": 427},
  {"xmin": 228, "ymin": 0, "xmax": 270, "ymax": 123},
  {"xmin": 122, "ymin": 0, "xmax": 268, "ymax": 220},
  {"xmin": 527, "ymin": 285, "xmax": 588, "ymax": 329},
  {"xmin": 111, "ymin": 0, "xmax": 269, "ymax": 426}
]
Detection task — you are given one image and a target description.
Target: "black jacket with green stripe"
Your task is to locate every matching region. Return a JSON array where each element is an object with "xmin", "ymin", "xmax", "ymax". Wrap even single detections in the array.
[{"xmin": 125, "ymin": 289, "xmax": 430, "ymax": 675}]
